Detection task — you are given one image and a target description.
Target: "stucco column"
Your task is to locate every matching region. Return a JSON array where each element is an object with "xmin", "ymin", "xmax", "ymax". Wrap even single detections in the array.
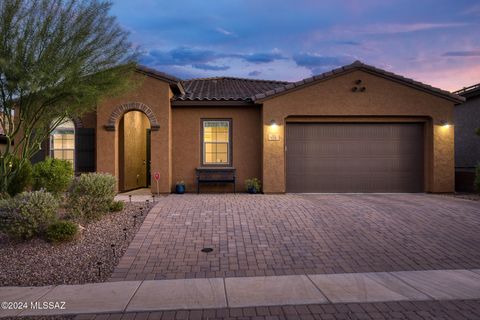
[
  {"xmin": 431, "ymin": 121, "xmax": 455, "ymax": 192},
  {"xmin": 96, "ymin": 129, "xmax": 119, "ymax": 189},
  {"xmin": 262, "ymin": 117, "xmax": 286, "ymax": 193}
]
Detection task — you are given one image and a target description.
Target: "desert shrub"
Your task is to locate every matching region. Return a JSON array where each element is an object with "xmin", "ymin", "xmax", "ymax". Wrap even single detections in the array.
[
  {"xmin": 7, "ymin": 158, "xmax": 33, "ymax": 196},
  {"xmin": 67, "ymin": 173, "xmax": 116, "ymax": 221},
  {"xmin": 0, "ymin": 190, "xmax": 59, "ymax": 239},
  {"xmin": 45, "ymin": 220, "xmax": 79, "ymax": 242},
  {"xmin": 475, "ymin": 164, "xmax": 480, "ymax": 193},
  {"xmin": 0, "ymin": 192, "xmax": 11, "ymax": 200},
  {"xmin": 32, "ymin": 158, "xmax": 74, "ymax": 195},
  {"xmin": 109, "ymin": 200, "xmax": 124, "ymax": 212}
]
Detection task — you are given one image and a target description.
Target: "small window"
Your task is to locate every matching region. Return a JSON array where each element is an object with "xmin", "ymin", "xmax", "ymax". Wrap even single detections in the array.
[
  {"xmin": 202, "ymin": 119, "xmax": 231, "ymax": 166},
  {"xmin": 50, "ymin": 119, "xmax": 75, "ymax": 165}
]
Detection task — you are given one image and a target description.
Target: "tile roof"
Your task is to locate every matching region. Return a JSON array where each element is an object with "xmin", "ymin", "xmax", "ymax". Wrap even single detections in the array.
[
  {"xmin": 174, "ymin": 77, "xmax": 289, "ymax": 101},
  {"xmin": 252, "ymin": 60, "xmax": 465, "ymax": 103}
]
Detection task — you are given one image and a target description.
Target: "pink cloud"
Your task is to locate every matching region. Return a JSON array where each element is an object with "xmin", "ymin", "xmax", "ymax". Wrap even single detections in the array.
[{"xmin": 401, "ymin": 61, "xmax": 480, "ymax": 92}]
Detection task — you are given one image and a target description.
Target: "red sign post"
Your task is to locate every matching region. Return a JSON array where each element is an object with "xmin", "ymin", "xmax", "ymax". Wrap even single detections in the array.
[{"xmin": 153, "ymin": 172, "xmax": 160, "ymax": 196}]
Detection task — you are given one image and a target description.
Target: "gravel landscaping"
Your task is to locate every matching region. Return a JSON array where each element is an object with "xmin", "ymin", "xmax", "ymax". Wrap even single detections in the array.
[
  {"xmin": 0, "ymin": 202, "xmax": 151, "ymax": 287},
  {"xmin": 440, "ymin": 192, "xmax": 480, "ymax": 202},
  {"xmin": 454, "ymin": 192, "xmax": 480, "ymax": 201}
]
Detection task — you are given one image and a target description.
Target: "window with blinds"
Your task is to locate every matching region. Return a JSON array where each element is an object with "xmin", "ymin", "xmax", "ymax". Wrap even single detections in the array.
[
  {"xmin": 202, "ymin": 119, "xmax": 231, "ymax": 166},
  {"xmin": 50, "ymin": 119, "xmax": 75, "ymax": 164}
]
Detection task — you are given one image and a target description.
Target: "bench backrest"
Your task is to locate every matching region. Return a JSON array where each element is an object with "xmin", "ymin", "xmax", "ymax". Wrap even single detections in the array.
[{"xmin": 196, "ymin": 169, "xmax": 235, "ymax": 181}]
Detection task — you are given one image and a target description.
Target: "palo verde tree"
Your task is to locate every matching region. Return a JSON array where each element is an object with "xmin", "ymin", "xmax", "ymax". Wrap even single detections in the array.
[{"xmin": 0, "ymin": 0, "xmax": 136, "ymax": 193}]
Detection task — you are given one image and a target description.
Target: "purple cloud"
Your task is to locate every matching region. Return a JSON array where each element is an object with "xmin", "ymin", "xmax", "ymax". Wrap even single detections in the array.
[
  {"xmin": 443, "ymin": 50, "xmax": 480, "ymax": 57},
  {"xmin": 114, "ymin": 0, "xmax": 480, "ymax": 89},
  {"xmin": 192, "ymin": 63, "xmax": 230, "ymax": 71},
  {"xmin": 293, "ymin": 53, "xmax": 355, "ymax": 74}
]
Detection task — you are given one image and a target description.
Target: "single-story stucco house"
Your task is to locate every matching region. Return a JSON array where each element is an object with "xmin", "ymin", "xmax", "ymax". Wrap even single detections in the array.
[
  {"xmin": 31, "ymin": 60, "xmax": 465, "ymax": 194},
  {"xmin": 454, "ymin": 83, "xmax": 480, "ymax": 192}
]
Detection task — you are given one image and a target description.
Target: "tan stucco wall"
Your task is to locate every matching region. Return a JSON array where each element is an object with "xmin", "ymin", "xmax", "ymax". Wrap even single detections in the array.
[
  {"xmin": 172, "ymin": 106, "xmax": 262, "ymax": 192},
  {"xmin": 261, "ymin": 70, "xmax": 455, "ymax": 193},
  {"xmin": 119, "ymin": 111, "xmax": 150, "ymax": 191},
  {"xmin": 96, "ymin": 73, "xmax": 172, "ymax": 193}
]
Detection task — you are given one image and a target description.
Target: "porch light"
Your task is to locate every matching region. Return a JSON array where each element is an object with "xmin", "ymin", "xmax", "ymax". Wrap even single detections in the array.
[
  {"xmin": 439, "ymin": 120, "xmax": 451, "ymax": 128},
  {"xmin": 270, "ymin": 119, "xmax": 278, "ymax": 128}
]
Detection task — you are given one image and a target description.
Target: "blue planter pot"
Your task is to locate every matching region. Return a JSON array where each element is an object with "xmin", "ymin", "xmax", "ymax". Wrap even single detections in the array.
[
  {"xmin": 247, "ymin": 187, "xmax": 258, "ymax": 194},
  {"xmin": 175, "ymin": 184, "xmax": 185, "ymax": 194}
]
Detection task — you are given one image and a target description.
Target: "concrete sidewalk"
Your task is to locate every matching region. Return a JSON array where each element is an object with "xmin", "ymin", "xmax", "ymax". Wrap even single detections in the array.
[{"xmin": 1, "ymin": 269, "xmax": 480, "ymax": 318}]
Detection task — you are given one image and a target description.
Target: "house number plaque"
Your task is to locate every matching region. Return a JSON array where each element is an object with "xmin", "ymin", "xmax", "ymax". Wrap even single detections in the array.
[{"xmin": 268, "ymin": 134, "xmax": 280, "ymax": 141}]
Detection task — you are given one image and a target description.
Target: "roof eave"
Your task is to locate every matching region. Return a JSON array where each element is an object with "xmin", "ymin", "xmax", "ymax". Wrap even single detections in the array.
[
  {"xmin": 135, "ymin": 65, "xmax": 185, "ymax": 96},
  {"xmin": 171, "ymin": 99, "xmax": 256, "ymax": 106}
]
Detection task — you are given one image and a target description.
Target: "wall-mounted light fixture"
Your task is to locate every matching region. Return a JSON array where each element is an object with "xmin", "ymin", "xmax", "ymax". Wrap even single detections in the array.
[
  {"xmin": 439, "ymin": 120, "xmax": 451, "ymax": 128},
  {"xmin": 268, "ymin": 120, "xmax": 280, "ymax": 141}
]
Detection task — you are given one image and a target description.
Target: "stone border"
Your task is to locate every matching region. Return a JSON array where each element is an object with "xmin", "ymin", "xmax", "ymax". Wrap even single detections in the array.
[
  {"xmin": 2, "ymin": 269, "xmax": 480, "ymax": 318},
  {"xmin": 104, "ymin": 102, "xmax": 160, "ymax": 131}
]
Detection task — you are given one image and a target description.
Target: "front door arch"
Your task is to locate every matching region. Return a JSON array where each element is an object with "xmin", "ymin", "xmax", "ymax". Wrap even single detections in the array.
[{"xmin": 104, "ymin": 102, "xmax": 160, "ymax": 131}]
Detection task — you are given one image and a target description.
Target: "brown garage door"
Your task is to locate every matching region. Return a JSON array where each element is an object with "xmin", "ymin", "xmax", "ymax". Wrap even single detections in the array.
[{"xmin": 286, "ymin": 123, "xmax": 424, "ymax": 193}]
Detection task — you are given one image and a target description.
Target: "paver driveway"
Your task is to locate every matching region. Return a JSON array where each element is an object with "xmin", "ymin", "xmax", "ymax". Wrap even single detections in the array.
[{"xmin": 110, "ymin": 194, "xmax": 480, "ymax": 281}]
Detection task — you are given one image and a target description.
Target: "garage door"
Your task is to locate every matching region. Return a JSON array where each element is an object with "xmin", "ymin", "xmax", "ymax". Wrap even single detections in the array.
[{"xmin": 286, "ymin": 123, "xmax": 424, "ymax": 193}]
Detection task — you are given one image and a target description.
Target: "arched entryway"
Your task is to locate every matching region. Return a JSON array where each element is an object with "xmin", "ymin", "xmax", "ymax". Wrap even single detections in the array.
[{"xmin": 118, "ymin": 110, "xmax": 152, "ymax": 192}]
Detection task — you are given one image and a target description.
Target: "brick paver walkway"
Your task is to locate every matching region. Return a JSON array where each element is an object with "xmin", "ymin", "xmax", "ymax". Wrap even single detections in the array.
[
  {"xmin": 73, "ymin": 299, "xmax": 480, "ymax": 320},
  {"xmin": 110, "ymin": 194, "xmax": 480, "ymax": 281}
]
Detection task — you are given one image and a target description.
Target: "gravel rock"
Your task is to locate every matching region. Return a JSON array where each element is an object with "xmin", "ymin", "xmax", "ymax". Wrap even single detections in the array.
[
  {"xmin": 0, "ymin": 202, "xmax": 150, "ymax": 286},
  {"xmin": 439, "ymin": 192, "xmax": 480, "ymax": 202}
]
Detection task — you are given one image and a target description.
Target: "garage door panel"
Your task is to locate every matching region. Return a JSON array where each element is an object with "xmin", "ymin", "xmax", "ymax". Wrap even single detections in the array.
[
  {"xmin": 286, "ymin": 123, "xmax": 424, "ymax": 193},
  {"xmin": 288, "ymin": 140, "xmax": 423, "ymax": 156}
]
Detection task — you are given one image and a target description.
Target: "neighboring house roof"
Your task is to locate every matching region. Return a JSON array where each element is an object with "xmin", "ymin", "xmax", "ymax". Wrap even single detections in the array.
[
  {"xmin": 174, "ymin": 77, "xmax": 289, "ymax": 102},
  {"xmin": 252, "ymin": 60, "xmax": 465, "ymax": 104},
  {"xmin": 454, "ymin": 83, "xmax": 480, "ymax": 99}
]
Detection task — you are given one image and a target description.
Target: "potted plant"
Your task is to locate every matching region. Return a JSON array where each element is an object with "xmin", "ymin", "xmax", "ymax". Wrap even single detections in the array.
[
  {"xmin": 175, "ymin": 181, "xmax": 185, "ymax": 194},
  {"xmin": 245, "ymin": 178, "xmax": 261, "ymax": 194}
]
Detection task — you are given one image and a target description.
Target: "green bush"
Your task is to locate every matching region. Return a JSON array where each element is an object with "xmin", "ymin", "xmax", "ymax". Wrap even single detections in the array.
[
  {"xmin": 32, "ymin": 158, "xmax": 74, "ymax": 195},
  {"xmin": 7, "ymin": 158, "xmax": 33, "ymax": 196},
  {"xmin": 475, "ymin": 164, "xmax": 480, "ymax": 193},
  {"xmin": 67, "ymin": 173, "xmax": 116, "ymax": 221},
  {"xmin": 45, "ymin": 220, "xmax": 79, "ymax": 242},
  {"xmin": 245, "ymin": 178, "xmax": 261, "ymax": 193},
  {"xmin": 0, "ymin": 190, "xmax": 59, "ymax": 239},
  {"xmin": 109, "ymin": 200, "xmax": 124, "ymax": 212}
]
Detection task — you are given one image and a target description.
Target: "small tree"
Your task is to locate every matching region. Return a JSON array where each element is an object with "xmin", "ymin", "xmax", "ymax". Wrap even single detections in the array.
[{"xmin": 0, "ymin": 0, "xmax": 136, "ymax": 193}]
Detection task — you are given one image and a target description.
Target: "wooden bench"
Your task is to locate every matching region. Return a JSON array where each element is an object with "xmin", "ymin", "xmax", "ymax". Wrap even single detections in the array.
[{"xmin": 196, "ymin": 167, "xmax": 236, "ymax": 194}]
